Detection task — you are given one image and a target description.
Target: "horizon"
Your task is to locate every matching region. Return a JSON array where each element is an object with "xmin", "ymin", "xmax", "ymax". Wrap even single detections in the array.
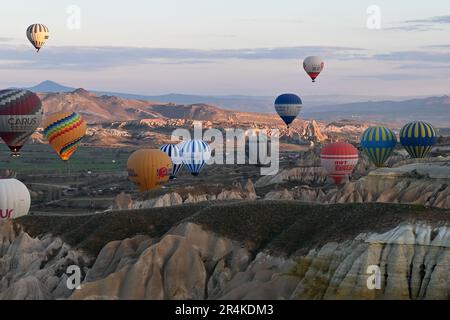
[
  {"xmin": 17, "ymin": 79, "xmax": 450, "ymax": 101},
  {"xmin": 1, "ymin": 1, "xmax": 450, "ymax": 97}
]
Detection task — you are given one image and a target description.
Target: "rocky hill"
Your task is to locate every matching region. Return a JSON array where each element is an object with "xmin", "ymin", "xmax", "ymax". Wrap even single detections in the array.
[
  {"xmin": 38, "ymin": 89, "xmax": 282, "ymax": 125},
  {"xmin": 1, "ymin": 202, "xmax": 448, "ymax": 300},
  {"xmin": 256, "ymin": 160, "xmax": 449, "ymax": 209}
]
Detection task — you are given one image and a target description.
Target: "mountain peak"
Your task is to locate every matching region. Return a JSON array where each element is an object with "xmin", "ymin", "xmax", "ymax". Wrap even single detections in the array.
[
  {"xmin": 29, "ymin": 80, "xmax": 74, "ymax": 93},
  {"xmin": 72, "ymin": 88, "xmax": 91, "ymax": 95},
  {"xmin": 38, "ymin": 80, "xmax": 60, "ymax": 86}
]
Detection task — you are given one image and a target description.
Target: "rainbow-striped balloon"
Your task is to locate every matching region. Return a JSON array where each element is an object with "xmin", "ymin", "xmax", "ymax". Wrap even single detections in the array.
[
  {"xmin": 43, "ymin": 112, "xmax": 87, "ymax": 161},
  {"xmin": 400, "ymin": 121, "xmax": 437, "ymax": 158},
  {"xmin": 361, "ymin": 126, "xmax": 397, "ymax": 167}
]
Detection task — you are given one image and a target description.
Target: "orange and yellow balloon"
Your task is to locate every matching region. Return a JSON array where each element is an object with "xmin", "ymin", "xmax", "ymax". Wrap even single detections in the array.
[
  {"xmin": 127, "ymin": 149, "xmax": 173, "ymax": 192},
  {"xmin": 43, "ymin": 112, "xmax": 87, "ymax": 161}
]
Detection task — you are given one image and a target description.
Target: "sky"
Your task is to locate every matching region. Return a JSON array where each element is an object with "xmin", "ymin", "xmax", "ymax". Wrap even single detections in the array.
[{"xmin": 1, "ymin": 0, "xmax": 450, "ymax": 97}]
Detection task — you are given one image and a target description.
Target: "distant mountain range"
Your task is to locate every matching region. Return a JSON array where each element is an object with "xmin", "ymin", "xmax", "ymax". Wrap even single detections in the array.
[
  {"xmin": 303, "ymin": 96, "xmax": 450, "ymax": 126},
  {"xmin": 24, "ymin": 80, "xmax": 418, "ymax": 113},
  {"xmin": 36, "ymin": 87, "xmax": 278, "ymax": 124},
  {"xmin": 17, "ymin": 81, "xmax": 450, "ymax": 126}
]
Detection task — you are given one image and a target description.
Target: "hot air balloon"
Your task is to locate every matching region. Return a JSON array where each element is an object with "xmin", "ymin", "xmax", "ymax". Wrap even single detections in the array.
[
  {"xmin": 26, "ymin": 24, "xmax": 50, "ymax": 52},
  {"xmin": 400, "ymin": 121, "xmax": 437, "ymax": 158},
  {"xmin": 303, "ymin": 56, "xmax": 324, "ymax": 82},
  {"xmin": 180, "ymin": 140, "xmax": 211, "ymax": 176},
  {"xmin": 274, "ymin": 94, "xmax": 302, "ymax": 127},
  {"xmin": 320, "ymin": 142, "xmax": 359, "ymax": 184},
  {"xmin": 127, "ymin": 149, "xmax": 172, "ymax": 192},
  {"xmin": 43, "ymin": 112, "xmax": 87, "ymax": 161},
  {"xmin": 160, "ymin": 144, "xmax": 184, "ymax": 179},
  {"xmin": 361, "ymin": 126, "xmax": 397, "ymax": 167},
  {"xmin": 0, "ymin": 89, "xmax": 43, "ymax": 156},
  {"xmin": 0, "ymin": 178, "xmax": 31, "ymax": 220}
]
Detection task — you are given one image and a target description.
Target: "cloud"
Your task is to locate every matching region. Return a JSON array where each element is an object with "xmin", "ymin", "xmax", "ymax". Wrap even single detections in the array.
[
  {"xmin": 404, "ymin": 15, "xmax": 450, "ymax": 24},
  {"xmin": 0, "ymin": 45, "xmax": 364, "ymax": 70},
  {"xmin": 0, "ymin": 37, "xmax": 14, "ymax": 42},
  {"xmin": 207, "ymin": 34, "xmax": 238, "ymax": 38},
  {"xmin": 235, "ymin": 18, "xmax": 303, "ymax": 24},
  {"xmin": 345, "ymin": 73, "xmax": 441, "ymax": 81},
  {"xmin": 372, "ymin": 51, "xmax": 450, "ymax": 63},
  {"xmin": 386, "ymin": 15, "xmax": 450, "ymax": 31},
  {"xmin": 394, "ymin": 63, "xmax": 450, "ymax": 70}
]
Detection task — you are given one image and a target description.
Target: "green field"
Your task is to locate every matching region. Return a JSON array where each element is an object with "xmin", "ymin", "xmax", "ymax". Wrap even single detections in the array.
[{"xmin": 0, "ymin": 144, "xmax": 133, "ymax": 174}]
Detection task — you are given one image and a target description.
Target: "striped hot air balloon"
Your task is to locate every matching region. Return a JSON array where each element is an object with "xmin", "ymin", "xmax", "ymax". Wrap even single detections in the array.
[
  {"xmin": 320, "ymin": 142, "xmax": 359, "ymax": 184},
  {"xmin": 160, "ymin": 144, "xmax": 183, "ymax": 179},
  {"xmin": 361, "ymin": 126, "xmax": 397, "ymax": 167},
  {"xmin": 0, "ymin": 89, "xmax": 43, "ymax": 156},
  {"xmin": 303, "ymin": 56, "xmax": 324, "ymax": 82},
  {"xmin": 400, "ymin": 121, "xmax": 437, "ymax": 158},
  {"xmin": 180, "ymin": 140, "xmax": 211, "ymax": 176},
  {"xmin": 26, "ymin": 24, "xmax": 50, "ymax": 52},
  {"xmin": 43, "ymin": 112, "xmax": 87, "ymax": 161},
  {"xmin": 274, "ymin": 94, "xmax": 302, "ymax": 127}
]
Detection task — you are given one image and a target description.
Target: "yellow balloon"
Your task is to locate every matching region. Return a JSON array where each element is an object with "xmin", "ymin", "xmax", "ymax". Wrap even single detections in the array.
[
  {"xmin": 127, "ymin": 149, "xmax": 173, "ymax": 192},
  {"xmin": 26, "ymin": 24, "xmax": 50, "ymax": 52},
  {"xmin": 43, "ymin": 112, "xmax": 87, "ymax": 161}
]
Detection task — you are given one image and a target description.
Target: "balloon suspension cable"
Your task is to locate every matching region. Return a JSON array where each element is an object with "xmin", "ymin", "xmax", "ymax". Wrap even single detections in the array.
[{"xmin": 65, "ymin": 160, "xmax": 71, "ymax": 177}]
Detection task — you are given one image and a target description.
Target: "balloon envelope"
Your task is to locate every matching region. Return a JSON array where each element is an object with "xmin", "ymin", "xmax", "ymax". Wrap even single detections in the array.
[
  {"xmin": 320, "ymin": 142, "xmax": 359, "ymax": 184},
  {"xmin": 0, "ymin": 89, "xmax": 43, "ymax": 155},
  {"xmin": 400, "ymin": 121, "xmax": 437, "ymax": 158},
  {"xmin": 361, "ymin": 126, "xmax": 397, "ymax": 167},
  {"xmin": 160, "ymin": 144, "xmax": 184, "ymax": 179},
  {"xmin": 274, "ymin": 94, "xmax": 302, "ymax": 127},
  {"xmin": 303, "ymin": 56, "xmax": 324, "ymax": 82},
  {"xmin": 0, "ymin": 179, "xmax": 31, "ymax": 220},
  {"xmin": 43, "ymin": 112, "xmax": 87, "ymax": 161},
  {"xmin": 127, "ymin": 149, "xmax": 172, "ymax": 192},
  {"xmin": 180, "ymin": 140, "xmax": 211, "ymax": 176},
  {"xmin": 26, "ymin": 24, "xmax": 50, "ymax": 52}
]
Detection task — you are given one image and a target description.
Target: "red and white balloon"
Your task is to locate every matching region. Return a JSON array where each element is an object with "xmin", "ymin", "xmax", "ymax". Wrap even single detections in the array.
[{"xmin": 320, "ymin": 142, "xmax": 359, "ymax": 184}]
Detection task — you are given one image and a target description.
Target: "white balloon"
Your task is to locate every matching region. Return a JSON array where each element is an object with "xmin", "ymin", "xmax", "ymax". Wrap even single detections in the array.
[
  {"xmin": 303, "ymin": 56, "xmax": 324, "ymax": 82},
  {"xmin": 0, "ymin": 179, "xmax": 31, "ymax": 220}
]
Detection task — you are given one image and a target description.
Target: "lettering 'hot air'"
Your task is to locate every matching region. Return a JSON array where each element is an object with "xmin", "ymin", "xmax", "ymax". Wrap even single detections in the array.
[{"xmin": 320, "ymin": 142, "xmax": 359, "ymax": 184}]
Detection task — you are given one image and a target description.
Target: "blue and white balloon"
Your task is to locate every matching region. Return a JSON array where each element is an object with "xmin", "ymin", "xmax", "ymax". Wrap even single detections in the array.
[
  {"xmin": 160, "ymin": 144, "xmax": 184, "ymax": 179},
  {"xmin": 274, "ymin": 93, "xmax": 302, "ymax": 127},
  {"xmin": 180, "ymin": 140, "xmax": 211, "ymax": 176}
]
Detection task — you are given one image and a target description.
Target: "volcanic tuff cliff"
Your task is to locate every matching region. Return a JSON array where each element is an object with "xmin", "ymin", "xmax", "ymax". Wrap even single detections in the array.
[
  {"xmin": 1, "ymin": 218, "xmax": 449, "ymax": 300},
  {"xmin": 1, "ymin": 202, "xmax": 449, "ymax": 300},
  {"xmin": 256, "ymin": 161, "xmax": 449, "ymax": 209}
]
